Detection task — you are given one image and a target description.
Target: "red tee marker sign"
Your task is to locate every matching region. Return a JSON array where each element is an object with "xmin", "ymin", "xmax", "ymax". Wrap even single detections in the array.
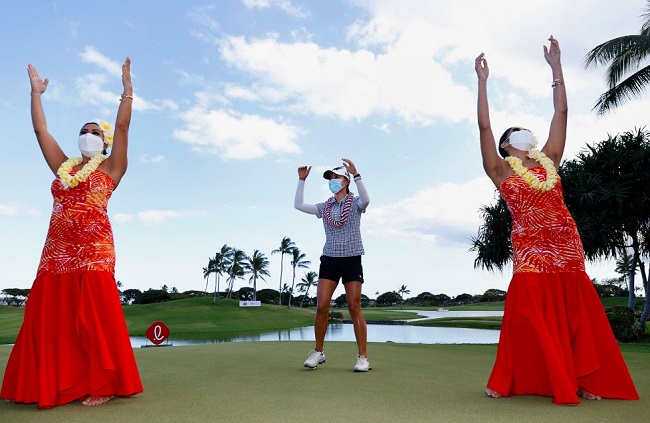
[{"xmin": 146, "ymin": 321, "xmax": 170, "ymax": 345}]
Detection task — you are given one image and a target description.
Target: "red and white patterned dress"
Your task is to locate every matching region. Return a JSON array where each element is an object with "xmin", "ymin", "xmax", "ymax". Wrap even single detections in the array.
[
  {"xmin": 1, "ymin": 170, "xmax": 142, "ymax": 408},
  {"xmin": 486, "ymin": 167, "xmax": 638, "ymax": 404}
]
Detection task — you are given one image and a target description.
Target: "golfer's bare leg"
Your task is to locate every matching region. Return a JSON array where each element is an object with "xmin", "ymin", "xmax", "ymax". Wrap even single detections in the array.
[
  {"xmin": 314, "ymin": 279, "xmax": 338, "ymax": 351},
  {"xmin": 344, "ymin": 281, "xmax": 367, "ymax": 357}
]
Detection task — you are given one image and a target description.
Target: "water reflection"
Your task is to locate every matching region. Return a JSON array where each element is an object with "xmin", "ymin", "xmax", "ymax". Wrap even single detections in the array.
[{"xmin": 131, "ymin": 311, "xmax": 503, "ymax": 347}]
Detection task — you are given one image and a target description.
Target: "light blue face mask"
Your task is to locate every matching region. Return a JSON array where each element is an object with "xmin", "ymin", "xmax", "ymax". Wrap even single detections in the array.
[{"xmin": 328, "ymin": 179, "xmax": 343, "ymax": 194}]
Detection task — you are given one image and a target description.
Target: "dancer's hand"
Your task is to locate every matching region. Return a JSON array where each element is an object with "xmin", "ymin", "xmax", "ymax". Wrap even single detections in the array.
[
  {"xmin": 544, "ymin": 36, "xmax": 561, "ymax": 68},
  {"xmin": 27, "ymin": 64, "xmax": 49, "ymax": 94},
  {"xmin": 475, "ymin": 53, "xmax": 489, "ymax": 81},
  {"xmin": 298, "ymin": 166, "xmax": 311, "ymax": 180},
  {"xmin": 121, "ymin": 57, "xmax": 133, "ymax": 95}
]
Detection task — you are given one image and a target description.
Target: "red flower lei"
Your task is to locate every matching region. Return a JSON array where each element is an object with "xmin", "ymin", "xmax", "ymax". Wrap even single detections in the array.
[{"xmin": 324, "ymin": 193, "xmax": 354, "ymax": 228}]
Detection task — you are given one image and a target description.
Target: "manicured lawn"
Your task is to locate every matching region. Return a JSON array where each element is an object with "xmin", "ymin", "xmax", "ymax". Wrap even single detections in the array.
[
  {"xmin": 0, "ymin": 306, "xmax": 24, "ymax": 345},
  {"xmin": 1, "ymin": 341, "xmax": 648, "ymax": 422},
  {"xmin": 1, "ymin": 296, "xmax": 647, "ymax": 344},
  {"xmin": 122, "ymin": 297, "xmax": 315, "ymax": 340},
  {"xmin": 410, "ymin": 316, "xmax": 503, "ymax": 330}
]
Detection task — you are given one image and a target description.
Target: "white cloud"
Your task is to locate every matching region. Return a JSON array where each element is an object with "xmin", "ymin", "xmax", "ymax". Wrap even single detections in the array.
[
  {"xmin": 0, "ymin": 203, "xmax": 41, "ymax": 217},
  {"xmin": 204, "ymin": 0, "xmax": 644, "ymax": 133},
  {"xmin": 366, "ymin": 177, "xmax": 498, "ymax": 247},
  {"xmin": 218, "ymin": 34, "xmax": 474, "ymax": 124},
  {"xmin": 187, "ymin": 5, "xmax": 221, "ymax": 44},
  {"xmin": 173, "ymin": 107, "xmax": 301, "ymax": 159},
  {"xmin": 242, "ymin": 0, "xmax": 308, "ymax": 18},
  {"xmin": 373, "ymin": 123, "xmax": 391, "ymax": 133},
  {"xmin": 0, "ymin": 204, "xmax": 18, "ymax": 216},
  {"xmin": 114, "ymin": 210, "xmax": 208, "ymax": 226},
  {"xmin": 76, "ymin": 46, "xmax": 178, "ymax": 112},
  {"xmin": 79, "ymin": 46, "xmax": 122, "ymax": 77},
  {"xmin": 139, "ymin": 154, "xmax": 167, "ymax": 164}
]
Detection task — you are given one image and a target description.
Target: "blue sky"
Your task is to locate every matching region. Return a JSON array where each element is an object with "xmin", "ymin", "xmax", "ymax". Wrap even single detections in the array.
[{"xmin": 1, "ymin": 0, "xmax": 648, "ymax": 298}]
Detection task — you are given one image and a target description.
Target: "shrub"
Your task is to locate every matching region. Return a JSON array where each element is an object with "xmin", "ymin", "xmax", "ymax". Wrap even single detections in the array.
[
  {"xmin": 134, "ymin": 289, "xmax": 171, "ymax": 304},
  {"xmin": 328, "ymin": 311, "xmax": 343, "ymax": 322},
  {"xmin": 605, "ymin": 306, "xmax": 637, "ymax": 342}
]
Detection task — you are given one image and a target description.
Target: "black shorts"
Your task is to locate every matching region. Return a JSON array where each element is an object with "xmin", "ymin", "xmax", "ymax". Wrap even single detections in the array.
[{"xmin": 318, "ymin": 255, "xmax": 364, "ymax": 284}]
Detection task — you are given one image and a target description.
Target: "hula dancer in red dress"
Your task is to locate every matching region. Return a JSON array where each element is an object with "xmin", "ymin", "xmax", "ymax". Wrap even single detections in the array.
[
  {"xmin": 1, "ymin": 58, "xmax": 143, "ymax": 408},
  {"xmin": 475, "ymin": 36, "xmax": 638, "ymax": 404}
]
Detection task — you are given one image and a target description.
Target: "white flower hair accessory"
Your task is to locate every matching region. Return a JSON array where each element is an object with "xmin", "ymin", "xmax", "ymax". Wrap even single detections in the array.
[{"xmin": 94, "ymin": 120, "xmax": 114, "ymax": 147}]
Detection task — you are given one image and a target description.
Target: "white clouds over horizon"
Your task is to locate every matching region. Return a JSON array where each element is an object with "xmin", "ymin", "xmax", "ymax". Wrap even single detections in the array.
[
  {"xmin": 114, "ymin": 209, "xmax": 209, "ymax": 226},
  {"xmin": 367, "ymin": 177, "xmax": 497, "ymax": 247},
  {"xmin": 173, "ymin": 107, "xmax": 301, "ymax": 159},
  {"xmin": 0, "ymin": 203, "xmax": 41, "ymax": 218}
]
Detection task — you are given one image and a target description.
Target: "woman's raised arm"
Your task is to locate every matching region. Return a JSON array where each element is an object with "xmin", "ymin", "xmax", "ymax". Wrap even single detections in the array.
[
  {"xmin": 541, "ymin": 36, "xmax": 568, "ymax": 167},
  {"xmin": 106, "ymin": 57, "xmax": 132, "ymax": 186},
  {"xmin": 28, "ymin": 64, "xmax": 66, "ymax": 175},
  {"xmin": 475, "ymin": 54, "xmax": 502, "ymax": 186}
]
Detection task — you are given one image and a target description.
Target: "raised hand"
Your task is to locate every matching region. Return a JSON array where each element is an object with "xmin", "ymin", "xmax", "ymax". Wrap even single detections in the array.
[
  {"xmin": 298, "ymin": 165, "xmax": 311, "ymax": 180},
  {"xmin": 475, "ymin": 53, "xmax": 489, "ymax": 81},
  {"xmin": 27, "ymin": 64, "xmax": 49, "ymax": 94},
  {"xmin": 544, "ymin": 35, "xmax": 561, "ymax": 68},
  {"xmin": 121, "ymin": 57, "xmax": 132, "ymax": 95},
  {"xmin": 342, "ymin": 158, "xmax": 357, "ymax": 175}
]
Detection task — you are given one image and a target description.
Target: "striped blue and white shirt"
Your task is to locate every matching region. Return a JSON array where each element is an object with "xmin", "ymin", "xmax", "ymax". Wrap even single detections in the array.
[{"xmin": 294, "ymin": 177, "xmax": 369, "ymax": 257}]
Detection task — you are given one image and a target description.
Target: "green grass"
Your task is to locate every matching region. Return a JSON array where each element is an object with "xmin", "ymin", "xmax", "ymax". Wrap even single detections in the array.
[
  {"xmin": 122, "ymin": 297, "xmax": 315, "ymax": 340},
  {"xmin": 0, "ymin": 306, "xmax": 25, "ymax": 344},
  {"xmin": 0, "ymin": 298, "xmax": 316, "ymax": 344},
  {"xmin": 601, "ymin": 297, "xmax": 646, "ymax": 308},
  {"xmin": 337, "ymin": 308, "xmax": 422, "ymax": 321},
  {"xmin": 1, "ymin": 341, "xmax": 648, "ymax": 422},
  {"xmin": 448, "ymin": 301, "xmax": 505, "ymax": 311},
  {"xmin": 410, "ymin": 316, "xmax": 503, "ymax": 330},
  {"xmin": 1, "ymin": 296, "xmax": 648, "ymax": 345}
]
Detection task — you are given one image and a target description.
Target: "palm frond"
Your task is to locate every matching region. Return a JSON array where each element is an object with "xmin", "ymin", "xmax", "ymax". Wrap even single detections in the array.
[
  {"xmin": 603, "ymin": 37, "xmax": 650, "ymax": 87},
  {"xmin": 584, "ymin": 35, "xmax": 650, "ymax": 69},
  {"xmin": 641, "ymin": 1, "xmax": 650, "ymax": 35},
  {"xmin": 593, "ymin": 64, "xmax": 650, "ymax": 114}
]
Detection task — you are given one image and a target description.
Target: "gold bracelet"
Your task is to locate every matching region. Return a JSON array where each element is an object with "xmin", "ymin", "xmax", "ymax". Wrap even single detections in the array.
[
  {"xmin": 120, "ymin": 94, "xmax": 133, "ymax": 100},
  {"xmin": 551, "ymin": 79, "xmax": 564, "ymax": 88}
]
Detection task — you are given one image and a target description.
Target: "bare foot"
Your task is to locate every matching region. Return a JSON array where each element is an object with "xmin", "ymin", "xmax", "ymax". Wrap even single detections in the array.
[
  {"xmin": 577, "ymin": 388, "xmax": 601, "ymax": 400},
  {"xmin": 485, "ymin": 388, "xmax": 502, "ymax": 398},
  {"xmin": 82, "ymin": 395, "xmax": 115, "ymax": 406}
]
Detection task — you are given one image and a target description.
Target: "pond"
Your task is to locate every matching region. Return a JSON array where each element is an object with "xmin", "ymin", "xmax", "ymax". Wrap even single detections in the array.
[{"xmin": 131, "ymin": 310, "xmax": 504, "ymax": 347}]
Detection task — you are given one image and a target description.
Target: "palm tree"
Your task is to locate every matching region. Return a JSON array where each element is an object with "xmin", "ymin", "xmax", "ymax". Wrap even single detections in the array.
[
  {"xmin": 271, "ymin": 236, "xmax": 295, "ymax": 306},
  {"xmin": 470, "ymin": 198, "xmax": 513, "ymax": 272},
  {"xmin": 202, "ymin": 266, "xmax": 210, "ymax": 296},
  {"xmin": 246, "ymin": 250, "xmax": 271, "ymax": 301},
  {"xmin": 280, "ymin": 283, "xmax": 291, "ymax": 302},
  {"xmin": 615, "ymin": 248, "xmax": 639, "ymax": 310},
  {"xmin": 297, "ymin": 271, "xmax": 318, "ymax": 307},
  {"xmin": 226, "ymin": 248, "xmax": 247, "ymax": 299},
  {"xmin": 210, "ymin": 244, "xmax": 232, "ymax": 304},
  {"xmin": 397, "ymin": 284, "xmax": 411, "ymax": 304},
  {"xmin": 584, "ymin": 2, "xmax": 650, "ymax": 114},
  {"xmin": 288, "ymin": 247, "xmax": 311, "ymax": 307}
]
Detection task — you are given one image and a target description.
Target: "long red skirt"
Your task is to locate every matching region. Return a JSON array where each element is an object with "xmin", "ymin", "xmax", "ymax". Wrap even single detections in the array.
[
  {"xmin": 487, "ymin": 271, "xmax": 638, "ymax": 404},
  {"xmin": 1, "ymin": 270, "xmax": 143, "ymax": 408}
]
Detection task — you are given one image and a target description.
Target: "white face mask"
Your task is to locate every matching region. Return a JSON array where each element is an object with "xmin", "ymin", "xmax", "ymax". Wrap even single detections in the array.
[
  {"xmin": 507, "ymin": 130, "xmax": 536, "ymax": 152},
  {"xmin": 78, "ymin": 133, "xmax": 104, "ymax": 157}
]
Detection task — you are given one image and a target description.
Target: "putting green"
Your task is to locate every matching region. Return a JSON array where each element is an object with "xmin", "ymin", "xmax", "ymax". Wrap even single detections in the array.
[{"xmin": 0, "ymin": 342, "xmax": 647, "ymax": 422}]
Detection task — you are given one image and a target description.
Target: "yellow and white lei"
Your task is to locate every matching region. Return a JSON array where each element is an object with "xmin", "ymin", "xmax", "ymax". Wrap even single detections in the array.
[
  {"xmin": 505, "ymin": 149, "xmax": 559, "ymax": 192},
  {"xmin": 57, "ymin": 154, "xmax": 107, "ymax": 189}
]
